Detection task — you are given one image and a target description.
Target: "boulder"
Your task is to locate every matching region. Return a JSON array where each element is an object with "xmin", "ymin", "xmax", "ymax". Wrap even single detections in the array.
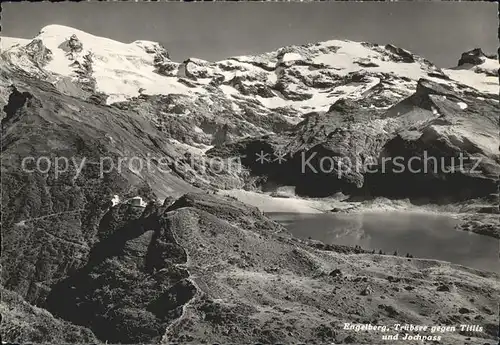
[
  {"xmin": 385, "ymin": 44, "xmax": 415, "ymax": 63},
  {"xmin": 458, "ymin": 48, "xmax": 486, "ymax": 66}
]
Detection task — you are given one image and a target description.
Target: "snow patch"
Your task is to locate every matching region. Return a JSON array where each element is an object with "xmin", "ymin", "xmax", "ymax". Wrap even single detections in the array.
[
  {"xmin": 444, "ymin": 68, "xmax": 499, "ymax": 95},
  {"xmin": 218, "ymin": 189, "xmax": 328, "ymax": 214},
  {"xmin": 281, "ymin": 52, "xmax": 303, "ymax": 63},
  {"xmin": 457, "ymin": 102, "xmax": 468, "ymax": 110},
  {"xmin": 168, "ymin": 139, "xmax": 212, "ymax": 155},
  {"xmin": 111, "ymin": 195, "xmax": 120, "ymax": 206},
  {"xmin": 0, "ymin": 36, "xmax": 31, "ymax": 51}
]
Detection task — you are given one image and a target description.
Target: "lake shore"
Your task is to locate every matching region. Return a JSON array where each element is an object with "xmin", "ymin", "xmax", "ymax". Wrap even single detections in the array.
[{"xmin": 217, "ymin": 189, "xmax": 500, "ymax": 239}]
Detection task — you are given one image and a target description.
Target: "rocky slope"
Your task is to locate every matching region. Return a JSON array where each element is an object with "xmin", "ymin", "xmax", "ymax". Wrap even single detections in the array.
[
  {"xmin": 0, "ymin": 70, "xmax": 233, "ymax": 308},
  {"xmin": 0, "ymin": 287, "xmax": 97, "ymax": 344},
  {"xmin": 1, "ymin": 25, "xmax": 499, "ymax": 344},
  {"xmin": 3, "ymin": 188, "xmax": 500, "ymax": 344},
  {"xmin": 208, "ymin": 78, "xmax": 499, "ymax": 200}
]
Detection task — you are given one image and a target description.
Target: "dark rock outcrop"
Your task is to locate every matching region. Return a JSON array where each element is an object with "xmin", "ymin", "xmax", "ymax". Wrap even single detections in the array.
[
  {"xmin": 385, "ymin": 44, "xmax": 415, "ymax": 63},
  {"xmin": 2, "ymin": 85, "xmax": 34, "ymax": 126},
  {"xmin": 24, "ymin": 39, "xmax": 53, "ymax": 67},
  {"xmin": 178, "ymin": 58, "xmax": 212, "ymax": 80},
  {"xmin": 72, "ymin": 51, "xmax": 96, "ymax": 92},
  {"xmin": 458, "ymin": 48, "xmax": 486, "ymax": 66},
  {"xmin": 68, "ymin": 34, "xmax": 83, "ymax": 53}
]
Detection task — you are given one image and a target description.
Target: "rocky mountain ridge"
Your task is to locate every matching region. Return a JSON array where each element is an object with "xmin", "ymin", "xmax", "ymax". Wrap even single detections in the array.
[
  {"xmin": 208, "ymin": 78, "xmax": 499, "ymax": 201},
  {"xmin": 2, "ymin": 25, "xmax": 498, "ymax": 148}
]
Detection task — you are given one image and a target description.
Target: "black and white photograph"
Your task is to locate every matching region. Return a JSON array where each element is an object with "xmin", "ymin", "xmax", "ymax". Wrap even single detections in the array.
[{"xmin": 0, "ymin": 1, "xmax": 499, "ymax": 344}]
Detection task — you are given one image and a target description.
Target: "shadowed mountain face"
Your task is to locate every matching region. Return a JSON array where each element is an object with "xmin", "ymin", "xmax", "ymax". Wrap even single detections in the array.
[
  {"xmin": 208, "ymin": 78, "xmax": 499, "ymax": 201},
  {"xmin": 1, "ymin": 26, "xmax": 499, "ymax": 344}
]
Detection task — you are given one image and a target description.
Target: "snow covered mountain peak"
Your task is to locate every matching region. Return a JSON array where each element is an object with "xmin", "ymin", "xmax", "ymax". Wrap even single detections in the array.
[
  {"xmin": 443, "ymin": 48, "xmax": 498, "ymax": 95},
  {"xmin": 36, "ymin": 24, "xmax": 168, "ymax": 55},
  {"xmin": 2, "ymin": 25, "xmax": 497, "ymax": 104},
  {"xmin": 1, "ymin": 24, "xmax": 498, "ymax": 138},
  {"xmin": 1, "ymin": 24, "xmax": 181, "ymax": 103}
]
